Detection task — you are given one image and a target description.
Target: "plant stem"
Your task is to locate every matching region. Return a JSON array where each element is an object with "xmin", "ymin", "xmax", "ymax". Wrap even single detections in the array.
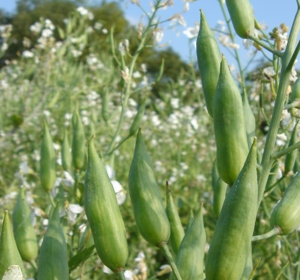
[
  {"xmin": 48, "ymin": 191, "xmax": 56, "ymax": 208},
  {"xmin": 30, "ymin": 260, "xmax": 38, "ymax": 271},
  {"xmin": 160, "ymin": 243, "xmax": 182, "ymax": 280},
  {"xmin": 116, "ymin": 271, "xmax": 126, "ymax": 280},
  {"xmin": 257, "ymin": 7, "xmax": 300, "ymax": 206},
  {"xmin": 252, "ymin": 227, "xmax": 281, "ymax": 242},
  {"xmin": 272, "ymin": 141, "xmax": 300, "ymax": 159},
  {"xmin": 248, "ymin": 34, "xmax": 283, "ymax": 57}
]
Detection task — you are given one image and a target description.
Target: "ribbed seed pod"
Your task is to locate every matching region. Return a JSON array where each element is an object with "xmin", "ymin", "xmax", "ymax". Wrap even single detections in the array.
[
  {"xmin": 225, "ymin": 0, "xmax": 255, "ymax": 38},
  {"xmin": 129, "ymin": 101, "xmax": 146, "ymax": 136},
  {"xmin": 186, "ymin": 209, "xmax": 194, "ymax": 232},
  {"xmin": 211, "ymin": 160, "xmax": 227, "ymax": 217},
  {"xmin": 40, "ymin": 121, "xmax": 56, "ymax": 191},
  {"xmin": 0, "ymin": 211, "xmax": 26, "ymax": 279},
  {"xmin": 270, "ymin": 172, "xmax": 300, "ymax": 235},
  {"xmin": 213, "ymin": 55, "xmax": 249, "ymax": 186},
  {"xmin": 206, "ymin": 138, "xmax": 257, "ymax": 280},
  {"xmin": 37, "ymin": 204, "xmax": 69, "ymax": 280},
  {"xmin": 166, "ymin": 184, "xmax": 184, "ymax": 255},
  {"xmin": 72, "ymin": 111, "xmax": 85, "ymax": 170},
  {"xmin": 170, "ymin": 205, "xmax": 206, "ymax": 280},
  {"xmin": 196, "ymin": 10, "xmax": 222, "ymax": 117},
  {"xmin": 61, "ymin": 129, "xmax": 71, "ymax": 171},
  {"xmin": 290, "ymin": 77, "xmax": 300, "ymax": 103},
  {"xmin": 242, "ymin": 90, "xmax": 256, "ymax": 149},
  {"xmin": 85, "ymin": 136, "xmax": 128, "ymax": 271},
  {"xmin": 284, "ymin": 123, "xmax": 298, "ymax": 175},
  {"xmin": 12, "ymin": 188, "xmax": 38, "ymax": 262},
  {"xmin": 128, "ymin": 129, "xmax": 170, "ymax": 246},
  {"xmin": 102, "ymin": 89, "xmax": 110, "ymax": 123}
]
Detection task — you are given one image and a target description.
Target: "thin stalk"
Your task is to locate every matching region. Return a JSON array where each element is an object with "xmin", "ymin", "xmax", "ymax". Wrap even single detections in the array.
[
  {"xmin": 257, "ymin": 8, "xmax": 300, "ymax": 206},
  {"xmin": 48, "ymin": 191, "xmax": 56, "ymax": 208},
  {"xmin": 287, "ymin": 40, "xmax": 300, "ymax": 71},
  {"xmin": 273, "ymin": 141, "xmax": 300, "ymax": 159},
  {"xmin": 30, "ymin": 260, "xmax": 38, "ymax": 272},
  {"xmin": 252, "ymin": 227, "xmax": 281, "ymax": 242},
  {"xmin": 160, "ymin": 243, "xmax": 182, "ymax": 280},
  {"xmin": 284, "ymin": 101, "xmax": 300, "ymax": 109},
  {"xmin": 217, "ymin": 0, "xmax": 245, "ymax": 86},
  {"xmin": 116, "ymin": 271, "xmax": 126, "ymax": 280},
  {"xmin": 105, "ymin": 1, "xmax": 162, "ymax": 156},
  {"xmin": 105, "ymin": 135, "xmax": 131, "ymax": 156},
  {"xmin": 248, "ymin": 34, "xmax": 283, "ymax": 57}
]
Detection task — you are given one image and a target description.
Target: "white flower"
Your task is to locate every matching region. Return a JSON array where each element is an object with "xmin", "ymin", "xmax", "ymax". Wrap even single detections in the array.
[
  {"xmin": 133, "ymin": 71, "xmax": 141, "ymax": 78},
  {"xmin": 62, "ymin": 171, "xmax": 75, "ymax": 187},
  {"xmin": 67, "ymin": 204, "xmax": 84, "ymax": 224},
  {"xmin": 103, "ymin": 265, "xmax": 113, "ymax": 274},
  {"xmin": 94, "ymin": 22, "xmax": 103, "ymax": 30},
  {"xmin": 153, "ymin": 29, "xmax": 163, "ymax": 44},
  {"xmin": 102, "ymin": 28, "xmax": 108, "ymax": 34},
  {"xmin": 124, "ymin": 270, "xmax": 134, "ymax": 280},
  {"xmin": 106, "ymin": 165, "xmax": 115, "ymax": 179},
  {"xmin": 134, "ymin": 251, "xmax": 145, "ymax": 262},
  {"xmin": 30, "ymin": 22, "xmax": 42, "ymax": 33},
  {"xmin": 118, "ymin": 42, "xmax": 126, "ymax": 56},
  {"xmin": 41, "ymin": 28, "xmax": 53, "ymax": 38},
  {"xmin": 22, "ymin": 50, "xmax": 34, "ymax": 58},
  {"xmin": 111, "ymin": 180, "xmax": 126, "ymax": 205},
  {"xmin": 263, "ymin": 66, "xmax": 276, "ymax": 77},
  {"xmin": 77, "ymin": 6, "xmax": 89, "ymax": 16},
  {"xmin": 44, "ymin": 19, "xmax": 55, "ymax": 30},
  {"xmin": 183, "ymin": 2, "xmax": 189, "ymax": 12},
  {"xmin": 141, "ymin": 63, "xmax": 147, "ymax": 73},
  {"xmin": 276, "ymin": 133, "xmax": 287, "ymax": 146},
  {"xmin": 183, "ymin": 25, "xmax": 199, "ymax": 39}
]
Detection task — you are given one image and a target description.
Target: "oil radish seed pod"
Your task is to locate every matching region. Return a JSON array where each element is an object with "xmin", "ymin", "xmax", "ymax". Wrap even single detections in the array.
[
  {"xmin": 128, "ymin": 129, "xmax": 170, "ymax": 246},
  {"xmin": 0, "ymin": 210, "xmax": 26, "ymax": 279},
  {"xmin": 166, "ymin": 182, "xmax": 184, "ymax": 255},
  {"xmin": 170, "ymin": 205, "xmax": 206, "ymax": 280},
  {"xmin": 40, "ymin": 121, "xmax": 56, "ymax": 191},
  {"xmin": 72, "ymin": 110, "xmax": 85, "ymax": 170},
  {"xmin": 225, "ymin": 0, "xmax": 255, "ymax": 38},
  {"xmin": 196, "ymin": 10, "xmax": 222, "ymax": 117},
  {"xmin": 12, "ymin": 188, "xmax": 38, "ymax": 262},
  {"xmin": 211, "ymin": 160, "xmax": 228, "ymax": 217},
  {"xmin": 129, "ymin": 100, "xmax": 146, "ymax": 136},
  {"xmin": 37, "ymin": 203, "xmax": 69, "ymax": 280},
  {"xmin": 242, "ymin": 89, "xmax": 256, "ymax": 149},
  {"xmin": 61, "ymin": 129, "xmax": 71, "ymax": 171},
  {"xmin": 270, "ymin": 172, "xmax": 300, "ymax": 235},
  {"xmin": 205, "ymin": 138, "xmax": 257, "ymax": 280},
  {"xmin": 213, "ymin": 55, "xmax": 249, "ymax": 185},
  {"xmin": 186, "ymin": 209, "xmax": 194, "ymax": 232},
  {"xmin": 284, "ymin": 122, "xmax": 298, "ymax": 175},
  {"xmin": 85, "ymin": 136, "xmax": 128, "ymax": 271}
]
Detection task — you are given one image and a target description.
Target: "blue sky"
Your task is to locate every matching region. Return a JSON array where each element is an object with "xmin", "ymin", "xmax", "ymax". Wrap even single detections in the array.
[{"xmin": 0, "ymin": 0, "xmax": 298, "ymax": 72}]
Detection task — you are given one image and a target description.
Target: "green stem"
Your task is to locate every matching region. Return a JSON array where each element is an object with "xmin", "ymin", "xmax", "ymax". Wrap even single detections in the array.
[
  {"xmin": 252, "ymin": 227, "xmax": 281, "ymax": 242},
  {"xmin": 30, "ymin": 260, "xmax": 38, "ymax": 272},
  {"xmin": 284, "ymin": 100, "xmax": 300, "ymax": 109},
  {"xmin": 272, "ymin": 141, "xmax": 300, "ymax": 159},
  {"xmin": 48, "ymin": 191, "xmax": 56, "ymax": 208},
  {"xmin": 248, "ymin": 34, "xmax": 283, "ymax": 57},
  {"xmin": 160, "ymin": 243, "xmax": 182, "ymax": 280},
  {"xmin": 105, "ymin": 135, "xmax": 131, "ymax": 156},
  {"xmin": 286, "ymin": 40, "xmax": 300, "ymax": 71},
  {"xmin": 105, "ymin": 1, "xmax": 162, "ymax": 156},
  {"xmin": 257, "ymin": 7, "xmax": 300, "ymax": 206},
  {"xmin": 116, "ymin": 271, "xmax": 126, "ymax": 280}
]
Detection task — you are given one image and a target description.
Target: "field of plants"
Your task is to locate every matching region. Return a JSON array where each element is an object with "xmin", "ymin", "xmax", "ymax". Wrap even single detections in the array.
[{"xmin": 1, "ymin": 0, "xmax": 300, "ymax": 279}]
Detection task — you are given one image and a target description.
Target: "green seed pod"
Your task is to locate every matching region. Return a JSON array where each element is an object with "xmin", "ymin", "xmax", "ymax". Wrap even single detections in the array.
[
  {"xmin": 129, "ymin": 101, "xmax": 146, "ymax": 136},
  {"xmin": 242, "ymin": 90, "xmax": 256, "ymax": 149},
  {"xmin": 128, "ymin": 129, "xmax": 170, "ymax": 246},
  {"xmin": 284, "ymin": 123, "xmax": 298, "ymax": 175},
  {"xmin": 206, "ymin": 138, "xmax": 257, "ymax": 280},
  {"xmin": 186, "ymin": 209, "xmax": 194, "ymax": 232},
  {"xmin": 85, "ymin": 136, "xmax": 128, "ymax": 272},
  {"xmin": 102, "ymin": 89, "xmax": 110, "ymax": 123},
  {"xmin": 270, "ymin": 172, "xmax": 300, "ymax": 235},
  {"xmin": 241, "ymin": 249, "xmax": 253, "ymax": 280},
  {"xmin": 37, "ymin": 204, "xmax": 69, "ymax": 280},
  {"xmin": 12, "ymin": 188, "xmax": 38, "ymax": 262},
  {"xmin": 196, "ymin": 10, "xmax": 222, "ymax": 117},
  {"xmin": 213, "ymin": 55, "xmax": 249, "ymax": 186},
  {"xmin": 72, "ymin": 111, "xmax": 85, "ymax": 170},
  {"xmin": 170, "ymin": 205, "xmax": 206, "ymax": 280},
  {"xmin": 0, "ymin": 211, "xmax": 26, "ymax": 279},
  {"xmin": 166, "ymin": 183, "xmax": 184, "ymax": 255},
  {"xmin": 40, "ymin": 121, "xmax": 56, "ymax": 191},
  {"xmin": 290, "ymin": 77, "xmax": 300, "ymax": 103},
  {"xmin": 225, "ymin": 0, "xmax": 255, "ymax": 38},
  {"xmin": 61, "ymin": 129, "xmax": 71, "ymax": 171},
  {"xmin": 211, "ymin": 161, "xmax": 227, "ymax": 217}
]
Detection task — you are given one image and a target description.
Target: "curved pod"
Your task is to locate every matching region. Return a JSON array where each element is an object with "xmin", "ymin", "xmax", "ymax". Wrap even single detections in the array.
[{"xmin": 84, "ymin": 137, "xmax": 128, "ymax": 271}]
